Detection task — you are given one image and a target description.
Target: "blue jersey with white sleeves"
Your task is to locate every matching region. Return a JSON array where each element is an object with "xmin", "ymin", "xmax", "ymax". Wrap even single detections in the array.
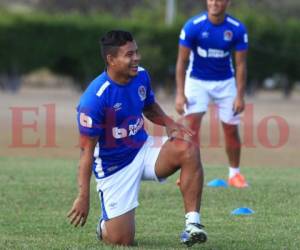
[
  {"xmin": 179, "ymin": 12, "xmax": 248, "ymax": 81},
  {"xmin": 77, "ymin": 67, "xmax": 155, "ymax": 179}
]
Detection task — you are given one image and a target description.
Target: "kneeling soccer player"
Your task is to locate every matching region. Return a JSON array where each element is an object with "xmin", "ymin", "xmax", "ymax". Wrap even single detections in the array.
[{"xmin": 67, "ymin": 30, "xmax": 207, "ymax": 247}]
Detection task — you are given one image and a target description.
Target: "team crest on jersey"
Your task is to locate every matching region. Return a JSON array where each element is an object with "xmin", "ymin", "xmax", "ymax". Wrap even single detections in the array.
[
  {"xmin": 138, "ymin": 85, "xmax": 146, "ymax": 101},
  {"xmin": 224, "ymin": 30, "xmax": 233, "ymax": 41},
  {"xmin": 201, "ymin": 31, "xmax": 209, "ymax": 39}
]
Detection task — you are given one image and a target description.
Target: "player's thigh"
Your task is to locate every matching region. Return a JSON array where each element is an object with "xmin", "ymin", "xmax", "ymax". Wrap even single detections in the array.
[
  {"xmin": 96, "ymin": 158, "xmax": 143, "ymax": 244},
  {"xmin": 212, "ymin": 78, "xmax": 240, "ymax": 124},
  {"xmin": 184, "ymin": 112, "xmax": 205, "ymax": 131},
  {"xmin": 216, "ymin": 96, "xmax": 240, "ymax": 125},
  {"xmin": 211, "ymin": 77, "xmax": 237, "ymax": 100},
  {"xmin": 141, "ymin": 136, "xmax": 168, "ymax": 181},
  {"xmin": 141, "ymin": 135, "xmax": 185, "ymax": 180},
  {"xmin": 184, "ymin": 77, "xmax": 210, "ymax": 115},
  {"xmin": 104, "ymin": 209, "xmax": 135, "ymax": 244},
  {"xmin": 154, "ymin": 137, "xmax": 199, "ymax": 179},
  {"xmin": 96, "ymin": 148, "xmax": 146, "ymax": 223}
]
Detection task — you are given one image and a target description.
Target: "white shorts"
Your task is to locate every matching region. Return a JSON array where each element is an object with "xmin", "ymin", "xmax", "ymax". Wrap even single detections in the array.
[
  {"xmin": 184, "ymin": 77, "xmax": 240, "ymax": 125},
  {"xmin": 96, "ymin": 136, "xmax": 168, "ymax": 221}
]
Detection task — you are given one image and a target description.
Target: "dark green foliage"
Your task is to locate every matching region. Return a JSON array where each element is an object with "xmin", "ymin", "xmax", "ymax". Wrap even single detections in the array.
[{"xmin": 0, "ymin": 11, "xmax": 299, "ymax": 90}]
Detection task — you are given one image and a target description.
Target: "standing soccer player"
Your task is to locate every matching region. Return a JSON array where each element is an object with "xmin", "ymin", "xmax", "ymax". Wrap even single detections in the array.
[
  {"xmin": 175, "ymin": 0, "xmax": 248, "ymax": 188},
  {"xmin": 67, "ymin": 30, "xmax": 207, "ymax": 247}
]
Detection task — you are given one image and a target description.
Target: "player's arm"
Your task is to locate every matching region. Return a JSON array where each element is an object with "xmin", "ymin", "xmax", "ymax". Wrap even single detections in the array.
[
  {"xmin": 143, "ymin": 102, "xmax": 173, "ymax": 127},
  {"xmin": 175, "ymin": 45, "xmax": 191, "ymax": 115},
  {"xmin": 234, "ymin": 50, "xmax": 247, "ymax": 114},
  {"xmin": 143, "ymin": 102, "xmax": 193, "ymax": 138},
  {"xmin": 67, "ymin": 134, "xmax": 98, "ymax": 227}
]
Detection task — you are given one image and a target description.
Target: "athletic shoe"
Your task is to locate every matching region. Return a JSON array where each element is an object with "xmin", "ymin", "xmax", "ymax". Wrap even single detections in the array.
[
  {"xmin": 228, "ymin": 173, "xmax": 248, "ymax": 188},
  {"xmin": 96, "ymin": 218, "xmax": 103, "ymax": 241},
  {"xmin": 180, "ymin": 223, "xmax": 207, "ymax": 247}
]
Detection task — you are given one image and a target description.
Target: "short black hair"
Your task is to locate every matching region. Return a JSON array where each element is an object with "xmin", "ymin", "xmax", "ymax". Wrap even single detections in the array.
[{"xmin": 100, "ymin": 30, "xmax": 134, "ymax": 65}]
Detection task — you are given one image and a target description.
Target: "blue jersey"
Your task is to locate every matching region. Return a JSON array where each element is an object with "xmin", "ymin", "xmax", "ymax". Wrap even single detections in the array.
[
  {"xmin": 77, "ymin": 67, "xmax": 155, "ymax": 179},
  {"xmin": 179, "ymin": 12, "xmax": 248, "ymax": 81}
]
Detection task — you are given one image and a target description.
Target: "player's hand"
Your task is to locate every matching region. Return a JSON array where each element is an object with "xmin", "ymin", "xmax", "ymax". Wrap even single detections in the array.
[
  {"xmin": 166, "ymin": 121, "xmax": 194, "ymax": 140},
  {"xmin": 67, "ymin": 195, "xmax": 90, "ymax": 227},
  {"xmin": 175, "ymin": 94, "xmax": 187, "ymax": 115},
  {"xmin": 233, "ymin": 96, "xmax": 245, "ymax": 115}
]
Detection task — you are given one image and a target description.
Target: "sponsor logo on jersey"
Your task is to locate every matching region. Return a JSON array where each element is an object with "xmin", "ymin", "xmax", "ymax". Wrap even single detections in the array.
[
  {"xmin": 138, "ymin": 85, "xmax": 146, "ymax": 101},
  {"xmin": 197, "ymin": 46, "xmax": 208, "ymax": 57},
  {"xmin": 112, "ymin": 118, "xmax": 144, "ymax": 139},
  {"xmin": 224, "ymin": 30, "xmax": 233, "ymax": 41},
  {"xmin": 244, "ymin": 34, "xmax": 248, "ymax": 43},
  {"xmin": 197, "ymin": 46, "xmax": 229, "ymax": 58},
  {"xmin": 208, "ymin": 48, "xmax": 230, "ymax": 58},
  {"xmin": 79, "ymin": 113, "xmax": 92, "ymax": 128}
]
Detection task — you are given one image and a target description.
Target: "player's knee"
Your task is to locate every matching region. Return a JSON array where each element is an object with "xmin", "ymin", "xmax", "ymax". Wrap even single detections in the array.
[
  {"xmin": 223, "ymin": 124, "xmax": 238, "ymax": 136},
  {"xmin": 172, "ymin": 139, "xmax": 198, "ymax": 162},
  {"xmin": 115, "ymin": 237, "xmax": 134, "ymax": 246},
  {"xmin": 104, "ymin": 233, "xmax": 134, "ymax": 246},
  {"xmin": 182, "ymin": 143, "xmax": 199, "ymax": 162},
  {"xmin": 224, "ymin": 126, "xmax": 240, "ymax": 145}
]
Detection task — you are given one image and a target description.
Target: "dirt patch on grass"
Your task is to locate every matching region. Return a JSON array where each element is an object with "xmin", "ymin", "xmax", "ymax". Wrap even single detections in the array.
[{"xmin": 0, "ymin": 87, "xmax": 299, "ymax": 168}]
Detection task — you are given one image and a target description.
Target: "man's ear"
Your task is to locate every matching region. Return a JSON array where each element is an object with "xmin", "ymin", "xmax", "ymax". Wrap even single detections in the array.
[{"xmin": 107, "ymin": 54, "xmax": 115, "ymax": 66}]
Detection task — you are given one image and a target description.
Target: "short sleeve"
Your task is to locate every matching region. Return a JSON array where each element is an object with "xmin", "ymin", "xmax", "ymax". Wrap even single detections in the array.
[
  {"xmin": 235, "ymin": 24, "xmax": 248, "ymax": 51},
  {"xmin": 76, "ymin": 94, "xmax": 104, "ymax": 137},
  {"xmin": 143, "ymin": 70, "xmax": 155, "ymax": 107},
  {"xmin": 179, "ymin": 19, "xmax": 196, "ymax": 49}
]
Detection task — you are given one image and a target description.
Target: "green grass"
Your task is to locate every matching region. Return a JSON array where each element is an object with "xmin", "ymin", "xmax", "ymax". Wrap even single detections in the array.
[{"xmin": 0, "ymin": 157, "xmax": 299, "ymax": 250}]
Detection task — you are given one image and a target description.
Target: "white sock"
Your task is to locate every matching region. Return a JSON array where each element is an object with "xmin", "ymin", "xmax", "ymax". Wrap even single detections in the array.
[
  {"xmin": 185, "ymin": 211, "xmax": 200, "ymax": 225},
  {"xmin": 229, "ymin": 166, "xmax": 240, "ymax": 178}
]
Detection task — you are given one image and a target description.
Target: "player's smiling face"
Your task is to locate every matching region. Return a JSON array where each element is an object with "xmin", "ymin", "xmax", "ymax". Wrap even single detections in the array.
[
  {"xmin": 111, "ymin": 40, "xmax": 141, "ymax": 80},
  {"xmin": 207, "ymin": 0, "xmax": 229, "ymax": 16}
]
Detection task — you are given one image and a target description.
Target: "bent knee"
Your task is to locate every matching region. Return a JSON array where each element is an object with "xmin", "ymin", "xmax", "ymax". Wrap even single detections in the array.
[
  {"xmin": 102, "ymin": 225, "xmax": 134, "ymax": 246},
  {"xmin": 104, "ymin": 234, "xmax": 134, "ymax": 246},
  {"xmin": 171, "ymin": 138, "xmax": 199, "ymax": 161}
]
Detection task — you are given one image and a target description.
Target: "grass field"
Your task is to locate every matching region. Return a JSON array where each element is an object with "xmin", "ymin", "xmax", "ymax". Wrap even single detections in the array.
[{"xmin": 1, "ymin": 157, "xmax": 299, "ymax": 250}]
